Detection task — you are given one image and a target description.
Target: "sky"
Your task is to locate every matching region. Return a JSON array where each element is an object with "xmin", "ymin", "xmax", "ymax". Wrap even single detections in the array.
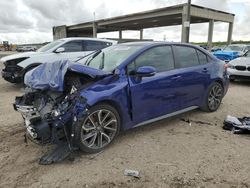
[{"xmin": 0, "ymin": 0, "xmax": 250, "ymax": 44}]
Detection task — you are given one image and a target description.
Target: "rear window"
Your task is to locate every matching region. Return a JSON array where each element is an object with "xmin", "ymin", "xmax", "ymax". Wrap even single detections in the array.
[
  {"xmin": 84, "ymin": 40, "xmax": 112, "ymax": 51},
  {"xmin": 197, "ymin": 50, "xmax": 208, "ymax": 64},
  {"xmin": 174, "ymin": 46, "xmax": 200, "ymax": 68}
]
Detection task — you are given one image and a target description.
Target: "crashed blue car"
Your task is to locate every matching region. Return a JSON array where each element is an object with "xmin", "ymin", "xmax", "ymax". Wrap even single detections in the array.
[
  {"xmin": 14, "ymin": 42, "xmax": 229, "ymax": 164},
  {"xmin": 213, "ymin": 44, "xmax": 248, "ymax": 62}
]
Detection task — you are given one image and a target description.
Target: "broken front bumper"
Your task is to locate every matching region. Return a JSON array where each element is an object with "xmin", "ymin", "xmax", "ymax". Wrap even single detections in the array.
[
  {"xmin": 14, "ymin": 97, "xmax": 51, "ymax": 143},
  {"xmin": 2, "ymin": 68, "xmax": 23, "ymax": 83}
]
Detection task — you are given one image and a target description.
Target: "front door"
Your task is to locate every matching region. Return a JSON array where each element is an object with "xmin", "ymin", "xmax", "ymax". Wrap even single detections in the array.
[{"xmin": 127, "ymin": 45, "xmax": 179, "ymax": 124}]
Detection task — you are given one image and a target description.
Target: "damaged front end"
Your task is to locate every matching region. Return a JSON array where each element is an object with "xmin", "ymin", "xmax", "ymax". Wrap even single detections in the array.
[
  {"xmin": 14, "ymin": 88, "xmax": 87, "ymax": 164},
  {"xmin": 13, "ymin": 60, "xmax": 108, "ymax": 164}
]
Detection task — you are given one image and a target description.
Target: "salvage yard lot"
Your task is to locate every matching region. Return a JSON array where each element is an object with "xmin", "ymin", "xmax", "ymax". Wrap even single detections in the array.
[{"xmin": 0, "ymin": 62, "xmax": 250, "ymax": 187}]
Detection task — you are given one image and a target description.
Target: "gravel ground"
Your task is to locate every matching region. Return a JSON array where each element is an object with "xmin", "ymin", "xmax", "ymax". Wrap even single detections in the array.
[{"xmin": 0, "ymin": 55, "xmax": 250, "ymax": 188}]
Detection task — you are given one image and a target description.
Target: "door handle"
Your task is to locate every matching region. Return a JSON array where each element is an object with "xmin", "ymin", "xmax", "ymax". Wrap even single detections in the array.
[
  {"xmin": 202, "ymin": 68, "xmax": 208, "ymax": 73},
  {"xmin": 171, "ymin": 75, "xmax": 181, "ymax": 80}
]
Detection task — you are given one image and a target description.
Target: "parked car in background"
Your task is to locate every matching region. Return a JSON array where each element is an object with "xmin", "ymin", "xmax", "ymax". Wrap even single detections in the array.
[
  {"xmin": 211, "ymin": 46, "xmax": 224, "ymax": 52},
  {"xmin": 1, "ymin": 37, "xmax": 117, "ymax": 83},
  {"xmin": 213, "ymin": 44, "xmax": 248, "ymax": 62},
  {"xmin": 16, "ymin": 46, "xmax": 37, "ymax": 52},
  {"xmin": 14, "ymin": 42, "xmax": 229, "ymax": 163},
  {"xmin": 227, "ymin": 50, "xmax": 250, "ymax": 81}
]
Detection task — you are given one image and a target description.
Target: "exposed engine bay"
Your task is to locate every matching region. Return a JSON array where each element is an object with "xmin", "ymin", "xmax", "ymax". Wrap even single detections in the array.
[{"xmin": 14, "ymin": 61, "xmax": 104, "ymax": 164}]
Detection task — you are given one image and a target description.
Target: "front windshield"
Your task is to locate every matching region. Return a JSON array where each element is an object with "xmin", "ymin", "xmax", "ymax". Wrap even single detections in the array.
[
  {"xmin": 37, "ymin": 40, "xmax": 64, "ymax": 52},
  {"xmin": 224, "ymin": 45, "xmax": 244, "ymax": 52},
  {"xmin": 87, "ymin": 45, "xmax": 142, "ymax": 72}
]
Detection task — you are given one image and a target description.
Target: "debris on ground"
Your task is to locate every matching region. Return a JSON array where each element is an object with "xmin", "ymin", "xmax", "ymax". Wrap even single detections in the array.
[
  {"xmin": 180, "ymin": 118, "xmax": 213, "ymax": 126},
  {"xmin": 223, "ymin": 115, "xmax": 250, "ymax": 134},
  {"xmin": 124, "ymin": 169, "xmax": 140, "ymax": 178}
]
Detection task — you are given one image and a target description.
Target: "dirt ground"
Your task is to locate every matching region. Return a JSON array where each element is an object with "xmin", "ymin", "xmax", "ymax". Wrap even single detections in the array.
[{"xmin": 0, "ymin": 56, "xmax": 250, "ymax": 188}]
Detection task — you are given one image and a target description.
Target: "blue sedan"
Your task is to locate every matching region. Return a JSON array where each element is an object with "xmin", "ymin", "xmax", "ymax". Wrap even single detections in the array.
[{"xmin": 14, "ymin": 42, "xmax": 229, "ymax": 163}]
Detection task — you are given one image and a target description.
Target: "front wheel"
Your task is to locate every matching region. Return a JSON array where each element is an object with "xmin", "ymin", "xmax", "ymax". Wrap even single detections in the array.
[
  {"xmin": 202, "ymin": 82, "xmax": 224, "ymax": 112},
  {"xmin": 75, "ymin": 104, "xmax": 120, "ymax": 153}
]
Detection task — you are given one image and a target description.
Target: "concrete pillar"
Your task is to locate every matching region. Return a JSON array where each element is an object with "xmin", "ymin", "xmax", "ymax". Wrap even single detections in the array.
[
  {"xmin": 119, "ymin": 30, "xmax": 122, "ymax": 39},
  {"xmin": 227, "ymin": 22, "xmax": 233, "ymax": 45},
  {"xmin": 140, "ymin": 29, "xmax": 143, "ymax": 40},
  {"xmin": 207, "ymin": 19, "xmax": 214, "ymax": 51},
  {"xmin": 181, "ymin": 6, "xmax": 190, "ymax": 43},
  {"xmin": 92, "ymin": 22, "xmax": 97, "ymax": 38}
]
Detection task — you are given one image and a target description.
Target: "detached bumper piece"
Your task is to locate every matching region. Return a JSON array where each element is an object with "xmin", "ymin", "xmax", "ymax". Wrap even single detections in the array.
[
  {"xmin": 223, "ymin": 115, "xmax": 250, "ymax": 134},
  {"xmin": 39, "ymin": 143, "xmax": 73, "ymax": 165}
]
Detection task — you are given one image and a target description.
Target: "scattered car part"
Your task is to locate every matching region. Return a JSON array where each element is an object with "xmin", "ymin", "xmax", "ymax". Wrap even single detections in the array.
[
  {"xmin": 124, "ymin": 169, "xmax": 140, "ymax": 178},
  {"xmin": 180, "ymin": 118, "xmax": 212, "ymax": 126},
  {"xmin": 223, "ymin": 115, "xmax": 250, "ymax": 133}
]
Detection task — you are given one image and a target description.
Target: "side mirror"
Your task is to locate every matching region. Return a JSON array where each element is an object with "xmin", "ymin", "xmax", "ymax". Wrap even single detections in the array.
[
  {"xmin": 55, "ymin": 47, "xmax": 65, "ymax": 53},
  {"xmin": 135, "ymin": 66, "xmax": 156, "ymax": 77}
]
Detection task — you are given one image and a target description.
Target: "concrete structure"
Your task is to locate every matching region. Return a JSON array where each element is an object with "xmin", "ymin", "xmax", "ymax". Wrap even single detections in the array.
[{"xmin": 53, "ymin": 3, "xmax": 234, "ymax": 48}]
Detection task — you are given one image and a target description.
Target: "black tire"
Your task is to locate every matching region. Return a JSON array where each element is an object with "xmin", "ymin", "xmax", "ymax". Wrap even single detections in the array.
[
  {"xmin": 229, "ymin": 78, "xmax": 235, "ymax": 82},
  {"xmin": 201, "ymin": 82, "xmax": 224, "ymax": 112},
  {"xmin": 74, "ymin": 103, "xmax": 121, "ymax": 153}
]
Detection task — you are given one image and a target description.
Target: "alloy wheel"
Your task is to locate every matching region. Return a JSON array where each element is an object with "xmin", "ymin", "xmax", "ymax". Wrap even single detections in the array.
[
  {"xmin": 80, "ymin": 109, "xmax": 118, "ymax": 149},
  {"xmin": 208, "ymin": 84, "xmax": 223, "ymax": 111}
]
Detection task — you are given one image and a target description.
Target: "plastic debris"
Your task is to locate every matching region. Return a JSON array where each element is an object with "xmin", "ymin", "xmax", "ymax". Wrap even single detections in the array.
[
  {"xmin": 124, "ymin": 169, "xmax": 140, "ymax": 178},
  {"xmin": 223, "ymin": 115, "xmax": 250, "ymax": 134},
  {"xmin": 180, "ymin": 118, "xmax": 212, "ymax": 126}
]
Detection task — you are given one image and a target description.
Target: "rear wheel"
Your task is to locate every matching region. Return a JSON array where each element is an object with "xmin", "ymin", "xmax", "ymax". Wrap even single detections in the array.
[
  {"xmin": 75, "ymin": 104, "xmax": 120, "ymax": 153},
  {"xmin": 202, "ymin": 82, "xmax": 224, "ymax": 112}
]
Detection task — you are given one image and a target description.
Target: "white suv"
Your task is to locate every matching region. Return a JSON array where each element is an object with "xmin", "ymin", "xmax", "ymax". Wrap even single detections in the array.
[{"xmin": 1, "ymin": 37, "xmax": 117, "ymax": 83}]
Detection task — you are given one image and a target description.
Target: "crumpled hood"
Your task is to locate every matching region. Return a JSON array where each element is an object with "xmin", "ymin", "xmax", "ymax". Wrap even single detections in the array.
[
  {"xmin": 68, "ymin": 63, "xmax": 110, "ymax": 78},
  {"xmin": 24, "ymin": 60, "xmax": 109, "ymax": 92},
  {"xmin": 0, "ymin": 51, "xmax": 41, "ymax": 62},
  {"xmin": 229, "ymin": 57, "xmax": 250, "ymax": 66}
]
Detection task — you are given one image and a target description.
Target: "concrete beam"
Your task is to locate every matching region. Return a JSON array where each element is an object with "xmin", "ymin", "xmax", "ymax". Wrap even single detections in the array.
[
  {"xmin": 140, "ymin": 29, "xmax": 143, "ymax": 40},
  {"xmin": 227, "ymin": 22, "xmax": 233, "ymax": 45},
  {"xmin": 190, "ymin": 6, "xmax": 234, "ymax": 23},
  {"xmin": 207, "ymin": 19, "xmax": 214, "ymax": 51}
]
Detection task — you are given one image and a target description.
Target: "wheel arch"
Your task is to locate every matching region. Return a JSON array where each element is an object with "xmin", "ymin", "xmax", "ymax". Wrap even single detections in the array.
[{"xmin": 91, "ymin": 99, "xmax": 125, "ymax": 130}]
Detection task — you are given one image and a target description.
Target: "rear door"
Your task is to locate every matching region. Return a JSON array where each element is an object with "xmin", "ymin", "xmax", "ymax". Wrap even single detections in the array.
[
  {"xmin": 172, "ymin": 45, "xmax": 210, "ymax": 109},
  {"xmin": 83, "ymin": 40, "xmax": 112, "ymax": 52},
  {"xmin": 127, "ymin": 45, "xmax": 180, "ymax": 124}
]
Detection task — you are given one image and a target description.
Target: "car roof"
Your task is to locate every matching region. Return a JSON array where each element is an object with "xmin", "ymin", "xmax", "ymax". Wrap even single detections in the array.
[
  {"xmin": 60, "ymin": 37, "xmax": 117, "ymax": 44},
  {"xmin": 118, "ymin": 41, "xmax": 202, "ymax": 48}
]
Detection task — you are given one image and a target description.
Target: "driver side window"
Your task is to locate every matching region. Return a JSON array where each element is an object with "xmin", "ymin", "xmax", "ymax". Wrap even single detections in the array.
[{"xmin": 127, "ymin": 45, "xmax": 175, "ymax": 74}]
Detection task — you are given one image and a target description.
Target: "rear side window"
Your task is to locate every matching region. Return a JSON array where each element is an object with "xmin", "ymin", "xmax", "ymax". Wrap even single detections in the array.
[
  {"xmin": 61, "ymin": 40, "xmax": 83, "ymax": 52},
  {"xmin": 84, "ymin": 40, "xmax": 112, "ymax": 51},
  {"xmin": 175, "ymin": 46, "xmax": 200, "ymax": 68},
  {"xmin": 130, "ymin": 46, "xmax": 175, "ymax": 73},
  {"xmin": 197, "ymin": 50, "xmax": 208, "ymax": 64}
]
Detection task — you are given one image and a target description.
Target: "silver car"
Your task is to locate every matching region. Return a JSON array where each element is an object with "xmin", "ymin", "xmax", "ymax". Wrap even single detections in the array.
[{"xmin": 227, "ymin": 50, "xmax": 250, "ymax": 81}]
